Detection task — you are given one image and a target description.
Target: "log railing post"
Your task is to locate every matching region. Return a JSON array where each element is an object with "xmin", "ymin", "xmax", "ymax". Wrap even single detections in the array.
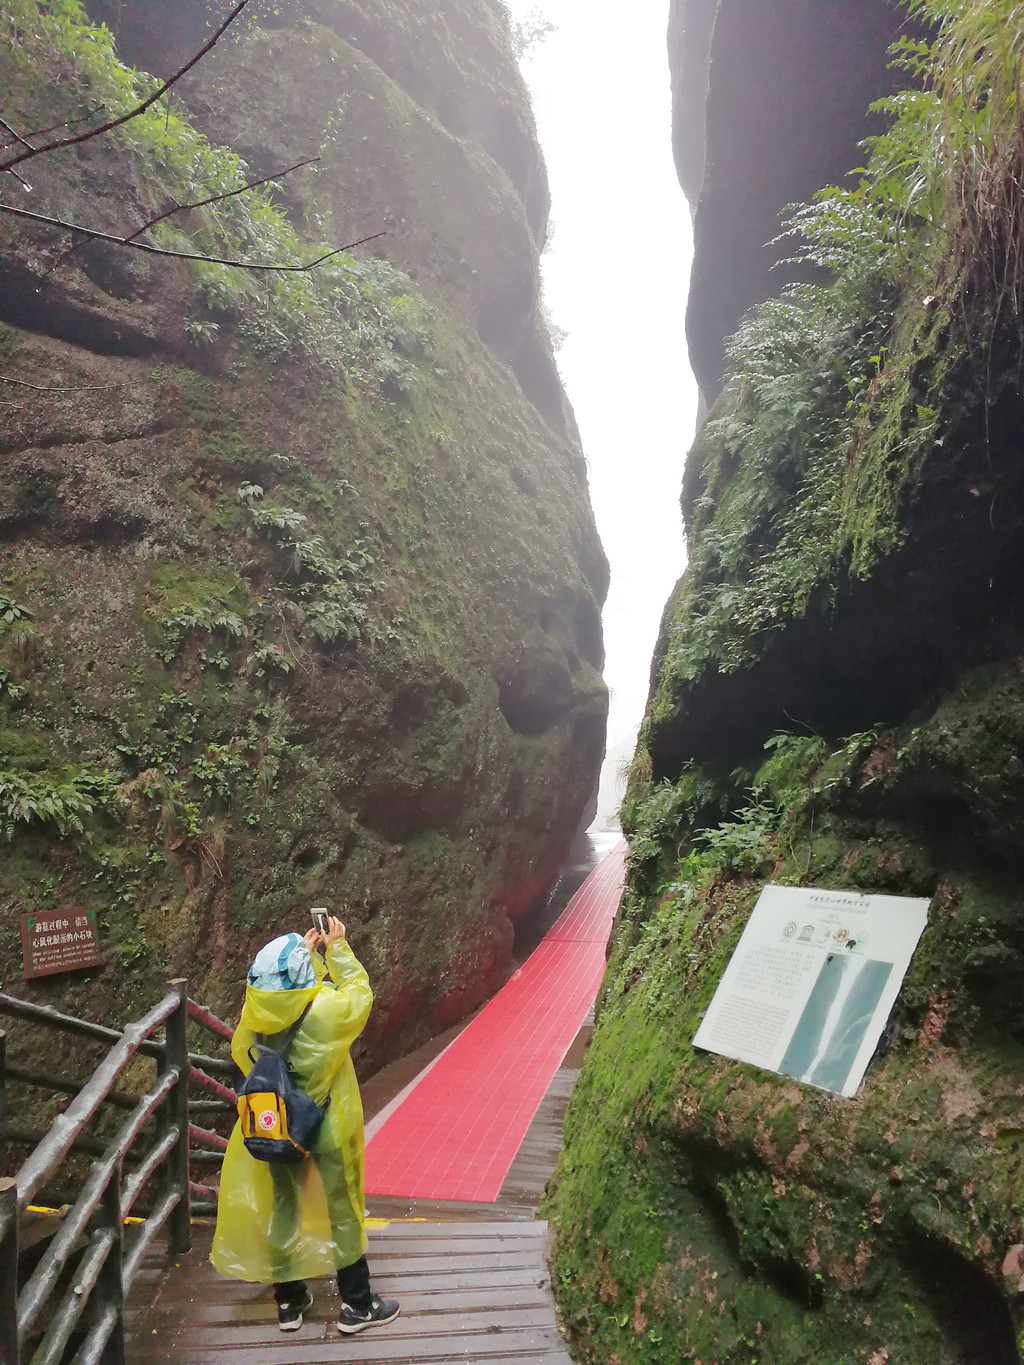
[
  {"xmin": 0, "ymin": 1029, "xmax": 8, "ymax": 1147},
  {"xmin": 95, "ymin": 1165, "xmax": 126, "ymax": 1365},
  {"xmin": 0, "ymin": 1177, "xmax": 20, "ymax": 1365},
  {"xmin": 160, "ymin": 979, "xmax": 191, "ymax": 1254}
]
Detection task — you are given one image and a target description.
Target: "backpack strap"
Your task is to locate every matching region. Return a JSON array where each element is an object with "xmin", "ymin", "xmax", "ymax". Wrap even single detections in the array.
[{"xmin": 253, "ymin": 1000, "xmax": 314, "ymax": 1058}]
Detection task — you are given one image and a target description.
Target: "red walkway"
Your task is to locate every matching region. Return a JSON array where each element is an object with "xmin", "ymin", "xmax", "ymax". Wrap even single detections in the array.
[{"xmin": 364, "ymin": 840, "xmax": 627, "ymax": 1203}]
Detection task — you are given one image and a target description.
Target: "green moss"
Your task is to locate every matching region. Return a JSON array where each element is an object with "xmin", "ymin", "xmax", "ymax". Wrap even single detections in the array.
[
  {"xmin": 553, "ymin": 690, "xmax": 1024, "ymax": 1360},
  {"xmin": 549, "ymin": 848, "xmax": 1024, "ymax": 1360},
  {"xmin": 0, "ymin": 722, "xmax": 58, "ymax": 773},
  {"xmin": 0, "ymin": 0, "xmax": 606, "ymax": 1103},
  {"xmin": 560, "ymin": 9, "xmax": 1024, "ymax": 1358}
]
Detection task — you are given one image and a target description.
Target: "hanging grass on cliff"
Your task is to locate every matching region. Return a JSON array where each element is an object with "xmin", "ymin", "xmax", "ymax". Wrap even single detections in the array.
[{"xmin": 651, "ymin": 0, "xmax": 1024, "ymax": 708}]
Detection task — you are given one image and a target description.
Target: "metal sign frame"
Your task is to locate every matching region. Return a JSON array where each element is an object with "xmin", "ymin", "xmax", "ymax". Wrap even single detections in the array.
[
  {"xmin": 693, "ymin": 884, "xmax": 930, "ymax": 1098},
  {"xmin": 19, "ymin": 907, "xmax": 103, "ymax": 980}
]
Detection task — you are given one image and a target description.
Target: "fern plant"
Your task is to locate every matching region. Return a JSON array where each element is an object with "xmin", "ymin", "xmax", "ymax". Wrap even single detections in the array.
[
  {"xmin": 0, "ymin": 770, "xmax": 99, "ymax": 840},
  {"xmin": 882, "ymin": 1, "xmax": 1024, "ymax": 312},
  {"xmin": 157, "ymin": 605, "xmax": 248, "ymax": 663}
]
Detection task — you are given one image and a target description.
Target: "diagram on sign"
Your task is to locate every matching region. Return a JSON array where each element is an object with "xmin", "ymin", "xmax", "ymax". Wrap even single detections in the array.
[{"xmin": 693, "ymin": 884, "xmax": 930, "ymax": 1098}]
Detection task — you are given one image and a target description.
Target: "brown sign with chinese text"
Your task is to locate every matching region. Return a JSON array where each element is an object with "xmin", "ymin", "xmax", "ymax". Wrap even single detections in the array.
[{"xmin": 20, "ymin": 907, "xmax": 103, "ymax": 979}]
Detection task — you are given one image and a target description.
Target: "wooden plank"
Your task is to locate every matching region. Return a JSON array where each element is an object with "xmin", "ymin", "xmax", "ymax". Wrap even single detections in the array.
[
  {"xmin": 369, "ymin": 1234, "xmax": 546, "ymax": 1254},
  {"xmin": 370, "ymin": 1252, "xmax": 546, "ymax": 1273},
  {"xmin": 143, "ymin": 1266, "xmax": 550, "ymax": 1306},
  {"xmin": 156, "ymin": 1305, "xmax": 564, "ymax": 1347},
  {"xmin": 138, "ymin": 1326, "xmax": 569, "ymax": 1363},
  {"xmin": 498, "ymin": 1071, "xmax": 578, "ymax": 1208},
  {"xmin": 153, "ymin": 1343, "xmax": 570, "ymax": 1362},
  {"xmin": 367, "ymin": 1219, "xmax": 548, "ymax": 1238},
  {"xmin": 125, "ymin": 1215, "xmax": 569, "ymax": 1365},
  {"xmin": 135, "ymin": 1349, "xmax": 572, "ymax": 1365},
  {"xmin": 366, "ymin": 1193, "xmax": 534, "ymax": 1222},
  {"xmin": 374, "ymin": 1244, "xmax": 548, "ymax": 1261},
  {"xmin": 369, "ymin": 1230, "xmax": 547, "ymax": 1248},
  {"xmin": 142, "ymin": 1287, "xmax": 556, "ymax": 1329}
]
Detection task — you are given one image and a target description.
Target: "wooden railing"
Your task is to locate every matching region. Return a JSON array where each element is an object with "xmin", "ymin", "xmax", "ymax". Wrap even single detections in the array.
[{"xmin": 0, "ymin": 985, "xmax": 239, "ymax": 1365}]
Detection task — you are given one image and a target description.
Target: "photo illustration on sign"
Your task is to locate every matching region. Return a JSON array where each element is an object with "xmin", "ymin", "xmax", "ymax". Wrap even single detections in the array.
[{"xmin": 692, "ymin": 885, "xmax": 930, "ymax": 1098}]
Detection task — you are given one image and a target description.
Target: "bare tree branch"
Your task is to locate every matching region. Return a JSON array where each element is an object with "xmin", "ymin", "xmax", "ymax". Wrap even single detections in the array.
[
  {"xmin": 0, "ymin": 3, "xmax": 389, "ymax": 292},
  {"xmin": 0, "ymin": 119, "xmax": 35, "ymax": 189},
  {"xmin": 0, "ymin": 117, "xmax": 33, "ymax": 154},
  {"xmin": 41, "ymin": 157, "xmax": 322, "ymax": 277},
  {"xmin": 0, "ymin": 106, "xmax": 106, "ymax": 149},
  {"xmin": 0, "ymin": 0, "xmax": 255, "ymax": 176},
  {"xmin": 0, "ymin": 199, "xmax": 386, "ymax": 271},
  {"xmin": 121, "ymin": 158, "xmax": 320, "ymax": 245},
  {"xmin": 0, "ymin": 375, "xmax": 119, "ymax": 392}
]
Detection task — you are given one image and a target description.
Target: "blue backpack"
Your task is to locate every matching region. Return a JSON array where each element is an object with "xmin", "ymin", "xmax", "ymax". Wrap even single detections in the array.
[{"xmin": 235, "ymin": 1003, "xmax": 328, "ymax": 1162}]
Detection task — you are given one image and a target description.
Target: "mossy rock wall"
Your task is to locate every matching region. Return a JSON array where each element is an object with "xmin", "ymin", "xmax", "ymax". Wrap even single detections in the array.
[
  {"xmin": 547, "ymin": 678, "xmax": 1024, "ymax": 1363},
  {"xmin": 0, "ymin": 0, "xmax": 606, "ymax": 1073},
  {"xmin": 671, "ymin": 0, "xmax": 913, "ymax": 405},
  {"xmin": 548, "ymin": 5, "xmax": 1024, "ymax": 1363}
]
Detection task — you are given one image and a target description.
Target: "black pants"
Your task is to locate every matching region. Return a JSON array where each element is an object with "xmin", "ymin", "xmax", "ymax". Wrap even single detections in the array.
[
  {"xmin": 274, "ymin": 1255, "xmax": 371, "ymax": 1312},
  {"xmin": 268, "ymin": 1153, "xmax": 371, "ymax": 1313}
]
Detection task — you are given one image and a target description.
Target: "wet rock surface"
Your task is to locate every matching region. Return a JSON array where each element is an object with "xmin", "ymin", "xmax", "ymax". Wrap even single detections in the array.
[
  {"xmin": 672, "ymin": 0, "xmax": 914, "ymax": 405},
  {"xmin": 549, "ymin": 5, "xmax": 1024, "ymax": 1362},
  {"xmin": 0, "ymin": 0, "xmax": 606, "ymax": 1072}
]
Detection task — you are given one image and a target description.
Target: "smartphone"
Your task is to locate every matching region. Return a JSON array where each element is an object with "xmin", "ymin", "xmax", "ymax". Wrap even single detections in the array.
[{"xmin": 311, "ymin": 908, "xmax": 330, "ymax": 936}]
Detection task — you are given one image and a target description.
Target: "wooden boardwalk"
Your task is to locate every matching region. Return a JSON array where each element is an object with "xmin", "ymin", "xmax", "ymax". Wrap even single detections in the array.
[
  {"xmin": 125, "ymin": 1013, "xmax": 592, "ymax": 1364},
  {"xmin": 127, "ymin": 1222, "xmax": 571, "ymax": 1364}
]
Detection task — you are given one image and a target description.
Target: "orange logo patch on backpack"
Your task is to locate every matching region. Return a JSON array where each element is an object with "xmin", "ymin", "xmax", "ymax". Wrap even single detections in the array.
[{"xmin": 238, "ymin": 1092, "xmax": 288, "ymax": 1143}]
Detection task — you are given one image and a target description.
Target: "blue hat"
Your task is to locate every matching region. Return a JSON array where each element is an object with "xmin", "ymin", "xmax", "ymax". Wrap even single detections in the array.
[{"xmin": 247, "ymin": 933, "xmax": 315, "ymax": 991}]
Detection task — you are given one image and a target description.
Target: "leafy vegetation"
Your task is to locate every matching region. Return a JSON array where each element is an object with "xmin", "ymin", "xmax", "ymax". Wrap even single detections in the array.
[
  {"xmin": 2, "ymin": 0, "xmax": 436, "ymax": 378},
  {"xmin": 156, "ymin": 605, "xmax": 248, "ymax": 663},
  {"xmin": 553, "ymin": 673, "xmax": 1024, "ymax": 1362},
  {"xmin": 0, "ymin": 768, "xmax": 105, "ymax": 839},
  {"xmin": 236, "ymin": 480, "xmax": 381, "ymax": 647},
  {"xmin": 0, "ymin": 593, "xmax": 41, "ymax": 658},
  {"xmin": 653, "ymin": 0, "xmax": 1024, "ymax": 704}
]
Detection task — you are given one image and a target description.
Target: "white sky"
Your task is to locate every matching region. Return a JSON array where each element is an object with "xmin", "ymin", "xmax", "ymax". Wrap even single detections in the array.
[{"xmin": 506, "ymin": 0, "xmax": 698, "ymax": 821}]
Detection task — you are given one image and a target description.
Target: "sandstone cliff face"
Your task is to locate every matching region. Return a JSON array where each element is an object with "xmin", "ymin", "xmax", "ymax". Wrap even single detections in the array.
[
  {"xmin": 548, "ymin": 4, "xmax": 1024, "ymax": 1362},
  {"xmin": 0, "ymin": 0, "xmax": 607, "ymax": 1067},
  {"xmin": 671, "ymin": 0, "xmax": 913, "ymax": 404}
]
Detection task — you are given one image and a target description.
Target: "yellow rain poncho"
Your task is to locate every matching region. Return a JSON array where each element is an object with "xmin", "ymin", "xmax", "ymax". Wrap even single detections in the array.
[{"xmin": 210, "ymin": 938, "xmax": 373, "ymax": 1283}]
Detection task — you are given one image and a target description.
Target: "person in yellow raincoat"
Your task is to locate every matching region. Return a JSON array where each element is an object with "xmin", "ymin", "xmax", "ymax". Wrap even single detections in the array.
[{"xmin": 211, "ymin": 915, "xmax": 400, "ymax": 1334}]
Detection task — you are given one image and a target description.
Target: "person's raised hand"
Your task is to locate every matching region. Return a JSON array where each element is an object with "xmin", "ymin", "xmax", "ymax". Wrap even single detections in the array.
[
  {"xmin": 302, "ymin": 926, "xmax": 321, "ymax": 955},
  {"xmin": 324, "ymin": 915, "xmax": 346, "ymax": 947}
]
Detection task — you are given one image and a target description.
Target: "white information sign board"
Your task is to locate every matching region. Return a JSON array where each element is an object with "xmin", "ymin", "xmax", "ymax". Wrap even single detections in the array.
[{"xmin": 693, "ymin": 884, "xmax": 930, "ymax": 1098}]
